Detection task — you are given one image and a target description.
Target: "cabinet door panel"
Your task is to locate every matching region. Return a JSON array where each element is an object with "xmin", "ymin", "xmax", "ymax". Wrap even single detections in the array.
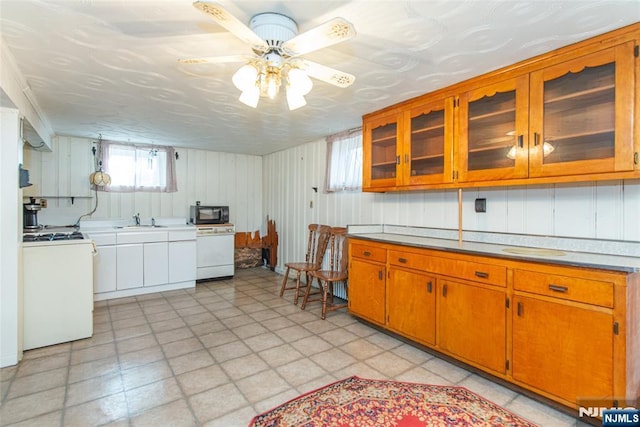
[
  {"xmin": 529, "ymin": 43, "xmax": 634, "ymax": 177},
  {"xmin": 512, "ymin": 295, "xmax": 613, "ymax": 402},
  {"xmin": 438, "ymin": 280, "xmax": 506, "ymax": 373},
  {"xmin": 169, "ymin": 240, "xmax": 197, "ymax": 283},
  {"xmin": 363, "ymin": 113, "xmax": 402, "ymax": 190},
  {"xmin": 144, "ymin": 242, "xmax": 168, "ymax": 286},
  {"xmin": 406, "ymin": 98, "xmax": 454, "ymax": 186},
  {"xmin": 388, "ymin": 268, "xmax": 436, "ymax": 345},
  {"xmin": 348, "ymin": 259, "xmax": 385, "ymax": 325},
  {"xmin": 94, "ymin": 245, "xmax": 116, "ymax": 293},
  {"xmin": 459, "ymin": 75, "xmax": 529, "ymax": 182},
  {"xmin": 116, "ymin": 244, "xmax": 143, "ymax": 290}
]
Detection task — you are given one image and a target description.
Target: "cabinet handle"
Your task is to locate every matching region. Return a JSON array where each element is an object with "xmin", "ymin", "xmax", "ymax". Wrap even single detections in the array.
[
  {"xmin": 534, "ymin": 132, "xmax": 540, "ymax": 146},
  {"xmin": 548, "ymin": 284, "xmax": 568, "ymax": 293},
  {"xmin": 517, "ymin": 135, "xmax": 524, "ymax": 148},
  {"xmin": 474, "ymin": 271, "xmax": 489, "ymax": 279},
  {"xmin": 363, "ymin": 251, "xmax": 371, "ymax": 257},
  {"xmin": 378, "ymin": 270, "xmax": 383, "ymax": 280},
  {"xmin": 442, "ymin": 283, "xmax": 447, "ymax": 297},
  {"xmin": 426, "ymin": 281, "xmax": 432, "ymax": 293},
  {"xmin": 398, "ymin": 257, "xmax": 407, "ymax": 264},
  {"xmin": 517, "ymin": 302, "xmax": 523, "ymax": 316},
  {"xmin": 396, "ymin": 155, "xmax": 400, "ymax": 165}
]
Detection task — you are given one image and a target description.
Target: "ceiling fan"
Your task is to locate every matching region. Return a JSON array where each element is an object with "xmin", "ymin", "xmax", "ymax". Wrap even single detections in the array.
[{"xmin": 179, "ymin": 1, "xmax": 357, "ymax": 110}]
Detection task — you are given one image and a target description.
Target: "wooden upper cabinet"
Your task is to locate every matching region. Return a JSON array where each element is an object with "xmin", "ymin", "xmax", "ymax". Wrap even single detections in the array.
[
  {"xmin": 362, "ymin": 24, "xmax": 640, "ymax": 191},
  {"xmin": 405, "ymin": 97, "xmax": 455, "ymax": 186},
  {"xmin": 458, "ymin": 75, "xmax": 530, "ymax": 182},
  {"xmin": 529, "ymin": 42, "xmax": 635, "ymax": 177},
  {"xmin": 363, "ymin": 112, "xmax": 402, "ymax": 190}
]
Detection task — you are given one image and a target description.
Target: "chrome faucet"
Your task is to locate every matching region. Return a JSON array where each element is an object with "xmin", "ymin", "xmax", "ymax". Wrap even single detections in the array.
[{"xmin": 133, "ymin": 213, "xmax": 140, "ymax": 226}]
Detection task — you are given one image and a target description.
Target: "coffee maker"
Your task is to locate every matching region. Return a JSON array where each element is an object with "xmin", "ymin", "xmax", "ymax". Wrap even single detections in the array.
[{"xmin": 23, "ymin": 197, "xmax": 42, "ymax": 230}]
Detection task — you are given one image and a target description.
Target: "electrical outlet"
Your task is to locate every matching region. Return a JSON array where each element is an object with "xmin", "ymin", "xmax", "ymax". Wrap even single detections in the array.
[{"xmin": 475, "ymin": 198, "xmax": 486, "ymax": 213}]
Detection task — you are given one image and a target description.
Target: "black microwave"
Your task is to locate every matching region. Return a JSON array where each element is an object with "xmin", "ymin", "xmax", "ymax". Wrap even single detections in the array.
[{"xmin": 190, "ymin": 205, "xmax": 229, "ymax": 224}]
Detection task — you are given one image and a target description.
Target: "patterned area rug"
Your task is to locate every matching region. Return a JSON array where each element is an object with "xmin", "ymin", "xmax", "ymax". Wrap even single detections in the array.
[{"xmin": 249, "ymin": 376, "xmax": 537, "ymax": 427}]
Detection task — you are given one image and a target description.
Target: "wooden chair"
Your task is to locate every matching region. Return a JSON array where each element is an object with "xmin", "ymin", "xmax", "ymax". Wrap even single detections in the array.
[
  {"xmin": 301, "ymin": 227, "xmax": 348, "ymax": 319},
  {"xmin": 279, "ymin": 224, "xmax": 332, "ymax": 305}
]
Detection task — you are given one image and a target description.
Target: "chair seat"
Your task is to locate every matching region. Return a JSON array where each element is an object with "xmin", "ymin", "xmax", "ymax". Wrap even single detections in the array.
[
  {"xmin": 284, "ymin": 262, "xmax": 319, "ymax": 272},
  {"xmin": 311, "ymin": 270, "xmax": 347, "ymax": 281}
]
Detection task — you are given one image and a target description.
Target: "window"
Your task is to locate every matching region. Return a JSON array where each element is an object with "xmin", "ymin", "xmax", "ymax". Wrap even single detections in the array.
[
  {"xmin": 325, "ymin": 128, "xmax": 362, "ymax": 192},
  {"xmin": 102, "ymin": 142, "xmax": 177, "ymax": 192}
]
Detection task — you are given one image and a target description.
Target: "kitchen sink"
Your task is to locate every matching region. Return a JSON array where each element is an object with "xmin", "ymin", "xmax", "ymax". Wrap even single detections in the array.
[{"xmin": 502, "ymin": 247, "xmax": 566, "ymax": 257}]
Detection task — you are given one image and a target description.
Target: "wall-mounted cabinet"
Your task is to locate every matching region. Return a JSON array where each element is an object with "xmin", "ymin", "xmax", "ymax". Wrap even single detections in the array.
[
  {"xmin": 363, "ymin": 112, "xmax": 402, "ymax": 190},
  {"xmin": 362, "ymin": 24, "xmax": 639, "ymax": 192}
]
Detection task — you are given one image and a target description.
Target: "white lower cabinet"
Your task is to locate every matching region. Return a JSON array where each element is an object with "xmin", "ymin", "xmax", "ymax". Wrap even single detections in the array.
[
  {"xmin": 89, "ymin": 227, "xmax": 197, "ymax": 300},
  {"xmin": 169, "ymin": 240, "xmax": 197, "ymax": 283},
  {"xmin": 116, "ymin": 244, "xmax": 144, "ymax": 290},
  {"xmin": 144, "ymin": 242, "xmax": 169, "ymax": 286},
  {"xmin": 92, "ymin": 233, "xmax": 117, "ymax": 294},
  {"xmin": 94, "ymin": 245, "xmax": 117, "ymax": 293}
]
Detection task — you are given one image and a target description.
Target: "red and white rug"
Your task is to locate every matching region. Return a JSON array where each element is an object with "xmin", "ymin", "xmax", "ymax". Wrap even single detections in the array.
[{"xmin": 249, "ymin": 376, "xmax": 537, "ymax": 427}]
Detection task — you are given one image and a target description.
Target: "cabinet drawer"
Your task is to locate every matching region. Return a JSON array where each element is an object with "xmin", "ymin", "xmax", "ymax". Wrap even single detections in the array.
[
  {"xmin": 351, "ymin": 243, "xmax": 386, "ymax": 263},
  {"xmin": 169, "ymin": 229, "xmax": 196, "ymax": 241},
  {"xmin": 90, "ymin": 233, "xmax": 116, "ymax": 246},
  {"xmin": 389, "ymin": 250, "xmax": 506, "ymax": 287},
  {"xmin": 117, "ymin": 231, "xmax": 168, "ymax": 244},
  {"xmin": 513, "ymin": 269, "xmax": 613, "ymax": 308}
]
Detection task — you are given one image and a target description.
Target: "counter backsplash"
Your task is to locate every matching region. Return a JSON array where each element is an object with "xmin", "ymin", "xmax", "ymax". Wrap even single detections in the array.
[{"xmin": 347, "ymin": 224, "xmax": 640, "ymax": 258}]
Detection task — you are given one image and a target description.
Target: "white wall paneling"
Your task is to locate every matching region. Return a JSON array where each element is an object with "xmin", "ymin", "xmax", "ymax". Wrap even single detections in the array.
[
  {"xmin": 264, "ymin": 137, "xmax": 640, "ymax": 274},
  {"xmin": 24, "ymin": 136, "xmax": 263, "ymax": 232},
  {"xmin": 623, "ymin": 181, "xmax": 640, "ymax": 241}
]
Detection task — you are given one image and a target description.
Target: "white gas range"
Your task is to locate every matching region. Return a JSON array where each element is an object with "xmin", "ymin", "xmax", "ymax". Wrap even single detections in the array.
[
  {"xmin": 195, "ymin": 223, "xmax": 235, "ymax": 280},
  {"xmin": 22, "ymin": 227, "xmax": 95, "ymax": 350}
]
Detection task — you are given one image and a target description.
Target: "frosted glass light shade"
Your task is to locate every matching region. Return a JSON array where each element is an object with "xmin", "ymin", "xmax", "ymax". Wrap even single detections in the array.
[
  {"xmin": 288, "ymin": 68, "xmax": 312, "ymax": 96},
  {"xmin": 232, "ymin": 64, "xmax": 258, "ymax": 91},
  {"xmin": 286, "ymin": 88, "xmax": 306, "ymax": 110},
  {"xmin": 239, "ymin": 86, "xmax": 260, "ymax": 108}
]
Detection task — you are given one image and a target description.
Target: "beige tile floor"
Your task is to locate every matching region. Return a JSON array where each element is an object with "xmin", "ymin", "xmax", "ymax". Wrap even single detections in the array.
[{"xmin": 0, "ymin": 267, "xmax": 590, "ymax": 427}]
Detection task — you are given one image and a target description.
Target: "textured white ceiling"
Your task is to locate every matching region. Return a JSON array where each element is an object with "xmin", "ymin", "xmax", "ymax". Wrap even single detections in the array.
[{"xmin": 1, "ymin": 0, "xmax": 638, "ymax": 155}]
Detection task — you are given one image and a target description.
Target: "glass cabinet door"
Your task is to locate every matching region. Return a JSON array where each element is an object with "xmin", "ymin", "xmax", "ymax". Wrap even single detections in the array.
[
  {"xmin": 363, "ymin": 113, "xmax": 401, "ymax": 189},
  {"xmin": 458, "ymin": 75, "xmax": 529, "ymax": 182},
  {"xmin": 406, "ymin": 98, "xmax": 454, "ymax": 185},
  {"xmin": 529, "ymin": 43, "xmax": 634, "ymax": 177}
]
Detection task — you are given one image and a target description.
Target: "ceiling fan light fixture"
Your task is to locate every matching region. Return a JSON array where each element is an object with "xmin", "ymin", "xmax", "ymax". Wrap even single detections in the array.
[
  {"xmin": 232, "ymin": 64, "xmax": 259, "ymax": 91},
  {"xmin": 239, "ymin": 86, "xmax": 260, "ymax": 108},
  {"xmin": 288, "ymin": 68, "xmax": 312, "ymax": 96},
  {"xmin": 286, "ymin": 88, "xmax": 306, "ymax": 110}
]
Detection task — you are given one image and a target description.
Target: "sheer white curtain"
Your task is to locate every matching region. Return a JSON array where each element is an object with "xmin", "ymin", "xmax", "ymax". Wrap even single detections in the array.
[
  {"xmin": 101, "ymin": 141, "xmax": 177, "ymax": 192},
  {"xmin": 325, "ymin": 128, "xmax": 363, "ymax": 192}
]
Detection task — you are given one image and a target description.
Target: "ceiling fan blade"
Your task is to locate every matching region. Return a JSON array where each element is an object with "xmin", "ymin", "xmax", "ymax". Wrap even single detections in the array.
[
  {"xmin": 296, "ymin": 60, "xmax": 355, "ymax": 88},
  {"xmin": 178, "ymin": 55, "xmax": 248, "ymax": 64},
  {"xmin": 281, "ymin": 17, "xmax": 356, "ymax": 57},
  {"xmin": 192, "ymin": 1, "xmax": 269, "ymax": 54}
]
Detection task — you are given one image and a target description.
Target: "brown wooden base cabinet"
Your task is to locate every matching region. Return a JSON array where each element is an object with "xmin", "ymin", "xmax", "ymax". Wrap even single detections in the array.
[{"xmin": 347, "ymin": 237, "xmax": 640, "ymax": 414}]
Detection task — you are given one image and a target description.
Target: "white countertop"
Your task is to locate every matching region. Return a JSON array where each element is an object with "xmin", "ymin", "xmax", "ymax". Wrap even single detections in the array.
[
  {"xmin": 80, "ymin": 217, "xmax": 195, "ymax": 234},
  {"xmin": 348, "ymin": 225, "xmax": 640, "ymax": 273}
]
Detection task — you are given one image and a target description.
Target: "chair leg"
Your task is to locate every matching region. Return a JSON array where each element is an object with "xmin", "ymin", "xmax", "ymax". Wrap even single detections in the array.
[
  {"xmin": 301, "ymin": 274, "xmax": 313, "ymax": 310},
  {"xmin": 321, "ymin": 281, "xmax": 328, "ymax": 320},
  {"xmin": 293, "ymin": 271, "xmax": 302, "ymax": 305},
  {"xmin": 279, "ymin": 266, "xmax": 291, "ymax": 297}
]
